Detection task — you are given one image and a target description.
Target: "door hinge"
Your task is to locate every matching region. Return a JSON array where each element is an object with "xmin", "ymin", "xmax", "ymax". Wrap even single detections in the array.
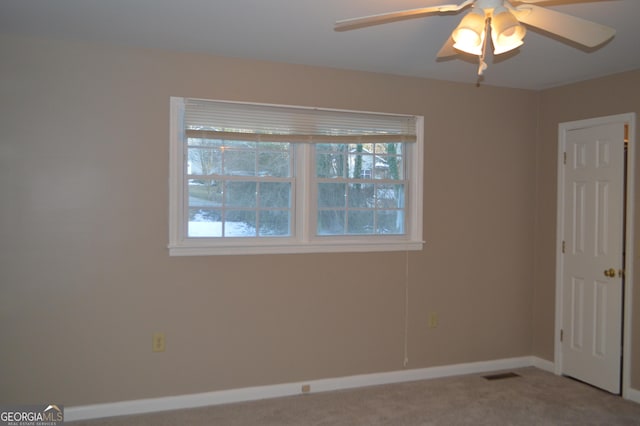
[
  {"xmin": 563, "ymin": 152, "xmax": 567, "ymax": 165},
  {"xmin": 560, "ymin": 329, "xmax": 564, "ymax": 342},
  {"xmin": 562, "ymin": 241, "xmax": 566, "ymax": 254}
]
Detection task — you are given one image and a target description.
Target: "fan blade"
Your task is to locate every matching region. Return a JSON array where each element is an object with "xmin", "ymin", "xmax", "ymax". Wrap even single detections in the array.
[
  {"xmin": 513, "ymin": 4, "xmax": 615, "ymax": 47},
  {"xmin": 437, "ymin": 36, "xmax": 458, "ymax": 58},
  {"xmin": 335, "ymin": 1, "xmax": 473, "ymax": 32}
]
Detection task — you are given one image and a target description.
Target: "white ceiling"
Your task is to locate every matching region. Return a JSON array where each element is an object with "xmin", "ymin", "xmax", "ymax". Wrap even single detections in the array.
[{"xmin": 1, "ymin": 0, "xmax": 639, "ymax": 90}]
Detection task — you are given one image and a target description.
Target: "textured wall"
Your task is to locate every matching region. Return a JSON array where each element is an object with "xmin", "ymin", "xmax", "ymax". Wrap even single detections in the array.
[{"xmin": 0, "ymin": 35, "xmax": 537, "ymax": 405}]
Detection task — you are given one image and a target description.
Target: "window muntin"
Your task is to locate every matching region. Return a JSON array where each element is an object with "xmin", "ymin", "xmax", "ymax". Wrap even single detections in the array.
[{"xmin": 169, "ymin": 97, "xmax": 424, "ymax": 256}]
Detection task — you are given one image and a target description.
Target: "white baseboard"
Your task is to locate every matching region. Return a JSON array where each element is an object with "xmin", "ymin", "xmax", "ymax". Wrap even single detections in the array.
[
  {"xmin": 64, "ymin": 356, "xmax": 545, "ymax": 421},
  {"xmin": 531, "ymin": 356, "xmax": 555, "ymax": 373}
]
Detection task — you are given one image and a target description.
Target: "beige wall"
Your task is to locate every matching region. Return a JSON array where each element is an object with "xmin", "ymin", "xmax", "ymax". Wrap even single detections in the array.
[
  {"xmin": 533, "ymin": 69, "xmax": 640, "ymax": 389},
  {"xmin": 0, "ymin": 33, "xmax": 536, "ymax": 406}
]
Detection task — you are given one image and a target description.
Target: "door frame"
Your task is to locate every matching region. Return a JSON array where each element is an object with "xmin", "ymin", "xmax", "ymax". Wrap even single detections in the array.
[{"xmin": 555, "ymin": 113, "xmax": 636, "ymax": 398}]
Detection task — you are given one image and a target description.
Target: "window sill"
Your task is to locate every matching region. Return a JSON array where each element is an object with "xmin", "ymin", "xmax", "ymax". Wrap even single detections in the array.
[{"xmin": 168, "ymin": 239, "xmax": 424, "ymax": 256}]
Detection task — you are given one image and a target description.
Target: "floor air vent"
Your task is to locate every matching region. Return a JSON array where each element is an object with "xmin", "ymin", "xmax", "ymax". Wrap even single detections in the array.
[{"xmin": 483, "ymin": 372, "xmax": 521, "ymax": 381}]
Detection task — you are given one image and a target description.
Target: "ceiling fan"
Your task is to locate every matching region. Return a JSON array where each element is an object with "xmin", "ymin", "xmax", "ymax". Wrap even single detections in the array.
[{"xmin": 335, "ymin": 0, "xmax": 616, "ymax": 75}]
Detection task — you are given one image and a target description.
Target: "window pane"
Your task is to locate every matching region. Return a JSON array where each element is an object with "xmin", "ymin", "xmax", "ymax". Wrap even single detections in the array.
[
  {"xmin": 349, "ymin": 152, "xmax": 374, "ymax": 179},
  {"xmin": 347, "ymin": 211, "xmax": 374, "ymax": 234},
  {"xmin": 375, "ymin": 156, "xmax": 403, "ymax": 179},
  {"xmin": 188, "ymin": 208, "xmax": 222, "ymax": 237},
  {"xmin": 188, "ymin": 179, "xmax": 222, "ymax": 207},
  {"xmin": 224, "ymin": 149, "xmax": 256, "ymax": 176},
  {"xmin": 376, "ymin": 184, "xmax": 404, "ymax": 208},
  {"xmin": 258, "ymin": 150, "xmax": 290, "ymax": 177},
  {"xmin": 376, "ymin": 210, "xmax": 404, "ymax": 234},
  {"xmin": 259, "ymin": 210, "xmax": 290, "ymax": 236},
  {"xmin": 316, "ymin": 153, "xmax": 340, "ymax": 178},
  {"xmin": 318, "ymin": 210, "xmax": 345, "ymax": 235},
  {"xmin": 188, "ymin": 147, "xmax": 222, "ymax": 175},
  {"xmin": 347, "ymin": 183, "xmax": 374, "ymax": 208},
  {"xmin": 315, "ymin": 146, "xmax": 348, "ymax": 178},
  {"xmin": 318, "ymin": 183, "xmax": 346, "ymax": 208},
  {"xmin": 226, "ymin": 181, "xmax": 257, "ymax": 208},
  {"xmin": 225, "ymin": 210, "xmax": 257, "ymax": 237},
  {"xmin": 259, "ymin": 182, "xmax": 291, "ymax": 208}
]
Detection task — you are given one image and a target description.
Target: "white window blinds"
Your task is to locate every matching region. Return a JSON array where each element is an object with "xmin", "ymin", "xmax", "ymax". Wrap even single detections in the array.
[{"xmin": 184, "ymin": 98, "xmax": 417, "ymax": 143}]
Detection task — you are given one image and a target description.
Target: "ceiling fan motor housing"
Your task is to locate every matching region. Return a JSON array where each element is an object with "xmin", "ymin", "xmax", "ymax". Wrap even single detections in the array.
[{"xmin": 474, "ymin": 0, "xmax": 509, "ymax": 14}]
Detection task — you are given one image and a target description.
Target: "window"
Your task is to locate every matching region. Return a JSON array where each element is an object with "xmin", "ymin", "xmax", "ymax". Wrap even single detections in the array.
[{"xmin": 169, "ymin": 97, "xmax": 423, "ymax": 255}]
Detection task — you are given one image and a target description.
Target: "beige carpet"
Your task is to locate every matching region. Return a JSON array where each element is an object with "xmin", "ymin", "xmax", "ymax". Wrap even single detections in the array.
[{"xmin": 70, "ymin": 367, "xmax": 640, "ymax": 425}]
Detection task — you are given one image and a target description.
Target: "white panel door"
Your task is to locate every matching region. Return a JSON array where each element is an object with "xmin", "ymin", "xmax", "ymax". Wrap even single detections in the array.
[{"xmin": 561, "ymin": 122, "xmax": 625, "ymax": 394}]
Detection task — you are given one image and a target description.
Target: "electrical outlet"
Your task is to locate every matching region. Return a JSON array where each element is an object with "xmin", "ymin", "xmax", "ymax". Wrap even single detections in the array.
[
  {"xmin": 152, "ymin": 332, "xmax": 165, "ymax": 352},
  {"xmin": 428, "ymin": 312, "xmax": 439, "ymax": 328}
]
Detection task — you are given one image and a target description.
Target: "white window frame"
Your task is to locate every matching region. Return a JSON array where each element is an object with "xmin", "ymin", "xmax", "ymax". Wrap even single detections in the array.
[{"xmin": 169, "ymin": 97, "xmax": 424, "ymax": 256}]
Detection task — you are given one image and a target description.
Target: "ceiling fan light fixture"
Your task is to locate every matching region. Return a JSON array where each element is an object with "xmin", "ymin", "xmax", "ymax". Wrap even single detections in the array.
[
  {"xmin": 335, "ymin": 0, "xmax": 618, "ymax": 77},
  {"xmin": 490, "ymin": 6, "xmax": 526, "ymax": 55},
  {"xmin": 452, "ymin": 8, "xmax": 487, "ymax": 55}
]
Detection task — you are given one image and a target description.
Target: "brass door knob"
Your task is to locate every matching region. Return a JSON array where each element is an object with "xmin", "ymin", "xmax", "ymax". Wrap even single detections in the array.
[{"xmin": 604, "ymin": 268, "xmax": 616, "ymax": 277}]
